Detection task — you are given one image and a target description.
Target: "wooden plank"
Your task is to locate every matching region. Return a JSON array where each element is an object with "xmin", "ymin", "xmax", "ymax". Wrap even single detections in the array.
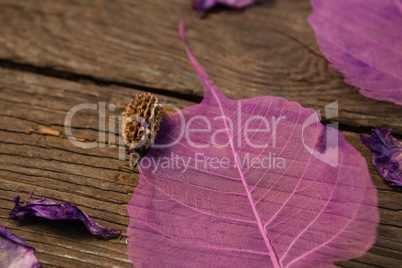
[
  {"xmin": 0, "ymin": 0, "xmax": 400, "ymax": 135},
  {"xmin": 0, "ymin": 67, "xmax": 190, "ymax": 267},
  {"xmin": 0, "ymin": 68, "xmax": 401, "ymax": 267}
]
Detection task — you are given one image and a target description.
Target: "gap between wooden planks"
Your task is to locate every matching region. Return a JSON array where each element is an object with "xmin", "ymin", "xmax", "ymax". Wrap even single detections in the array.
[
  {"xmin": 0, "ymin": 0, "xmax": 401, "ymax": 267},
  {"xmin": 0, "ymin": 67, "xmax": 400, "ymax": 267},
  {"xmin": 0, "ymin": 0, "xmax": 400, "ymax": 135}
]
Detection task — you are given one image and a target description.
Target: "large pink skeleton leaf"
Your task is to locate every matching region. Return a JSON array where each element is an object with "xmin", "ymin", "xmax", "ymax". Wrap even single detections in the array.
[
  {"xmin": 126, "ymin": 23, "xmax": 379, "ymax": 267},
  {"xmin": 309, "ymin": 0, "xmax": 402, "ymax": 105}
]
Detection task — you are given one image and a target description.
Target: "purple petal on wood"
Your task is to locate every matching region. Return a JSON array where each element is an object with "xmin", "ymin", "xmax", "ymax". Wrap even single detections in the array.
[
  {"xmin": 308, "ymin": 0, "xmax": 402, "ymax": 105},
  {"xmin": 360, "ymin": 128, "xmax": 402, "ymax": 186},
  {"xmin": 127, "ymin": 22, "xmax": 379, "ymax": 267},
  {"xmin": 193, "ymin": 0, "xmax": 257, "ymax": 12},
  {"xmin": 10, "ymin": 193, "xmax": 121, "ymax": 239},
  {"xmin": 0, "ymin": 226, "xmax": 40, "ymax": 268}
]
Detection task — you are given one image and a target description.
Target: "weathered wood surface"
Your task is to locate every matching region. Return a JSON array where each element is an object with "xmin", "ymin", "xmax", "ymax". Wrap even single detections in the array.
[
  {"xmin": 0, "ymin": 0, "xmax": 401, "ymax": 134},
  {"xmin": 0, "ymin": 67, "xmax": 194, "ymax": 267},
  {"xmin": 0, "ymin": 0, "xmax": 401, "ymax": 267}
]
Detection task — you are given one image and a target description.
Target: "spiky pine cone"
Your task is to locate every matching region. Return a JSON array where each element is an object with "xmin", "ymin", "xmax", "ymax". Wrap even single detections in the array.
[{"xmin": 122, "ymin": 92, "xmax": 165, "ymax": 154}]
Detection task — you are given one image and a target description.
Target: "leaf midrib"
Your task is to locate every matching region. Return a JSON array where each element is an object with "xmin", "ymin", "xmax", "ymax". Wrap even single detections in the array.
[{"xmin": 209, "ymin": 83, "xmax": 282, "ymax": 268}]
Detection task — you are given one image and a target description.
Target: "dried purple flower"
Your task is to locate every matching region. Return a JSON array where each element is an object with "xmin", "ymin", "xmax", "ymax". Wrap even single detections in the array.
[
  {"xmin": 0, "ymin": 226, "xmax": 40, "ymax": 268},
  {"xmin": 360, "ymin": 128, "xmax": 402, "ymax": 186},
  {"xmin": 10, "ymin": 193, "xmax": 121, "ymax": 238},
  {"xmin": 193, "ymin": 0, "xmax": 257, "ymax": 13}
]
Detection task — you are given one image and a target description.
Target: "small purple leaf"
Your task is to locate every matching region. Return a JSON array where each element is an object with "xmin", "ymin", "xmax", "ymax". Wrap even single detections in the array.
[
  {"xmin": 308, "ymin": 0, "xmax": 402, "ymax": 105},
  {"xmin": 127, "ymin": 23, "xmax": 379, "ymax": 267},
  {"xmin": 193, "ymin": 0, "xmax": 257, "ymax": 13},
  {"xmin": 0, "ymin": 226, "xmax": 40, "ymax": 268},
  {"xmin": 10, "ymin": 193, "xmax": 121, "ymax": 239},
  {"xmin": 360, "ymin": 128, "xmax": 402, "ymax": 186}
]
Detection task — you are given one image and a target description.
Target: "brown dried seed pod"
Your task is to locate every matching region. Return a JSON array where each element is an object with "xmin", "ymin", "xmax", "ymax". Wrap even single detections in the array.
[{"xmin": 122, "ymin": 92, "xmax": 165, "ymax": 153}]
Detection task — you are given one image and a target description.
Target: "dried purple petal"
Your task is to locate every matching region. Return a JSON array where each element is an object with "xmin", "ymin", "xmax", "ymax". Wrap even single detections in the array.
[
  {"xmin": 360, "ymin": 128, "xmax": 402, "ymax": 186},
  {"xmin": 10, "ymin": 193, "xmax": 121, "ymax": 238},
  {"xmin": 0, "ymin": 226, "xmax": 40, "ymax": 268},
  {"xmin": 193, "ymin": 0, "xmax": 257, "ymax": 13}
]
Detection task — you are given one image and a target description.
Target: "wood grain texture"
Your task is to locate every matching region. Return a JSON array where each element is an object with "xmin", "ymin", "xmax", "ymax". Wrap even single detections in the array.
[
  {"xmin": 0, "ymin": 0, "xmax": 400, "ymax": 134},
  {"xmin": 0, "ymin": 68, "xmax": 192, "ymax": 267},
  {"xmin": 0, "ymin": 68, "xmax": 401, "ymax": 267},
  {"xmin": 0, "ymin": 0, "xmax": 401, "ymax": 267}
]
